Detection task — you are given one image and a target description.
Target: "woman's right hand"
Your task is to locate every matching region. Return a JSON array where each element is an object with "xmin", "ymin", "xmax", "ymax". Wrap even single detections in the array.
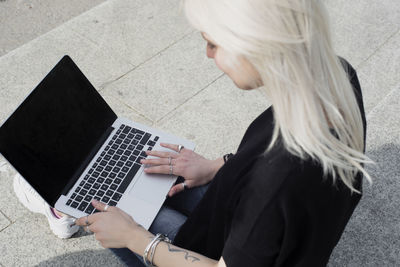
[{"xmin": 141, "ymin": 143, "xmax": 224, "ymax": 197}]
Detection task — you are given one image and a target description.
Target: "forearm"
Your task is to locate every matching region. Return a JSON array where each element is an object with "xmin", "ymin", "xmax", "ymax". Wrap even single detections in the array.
[
  {"xmin": 209, "ymin": 157, "xmax": 224, "ymax": 179},
  {"xmin": 153, "ymin": 241, "xmax": 218, "ymax": 267}
]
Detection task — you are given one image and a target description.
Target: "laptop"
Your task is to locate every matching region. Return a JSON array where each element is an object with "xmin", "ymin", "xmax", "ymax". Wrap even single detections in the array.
[{"xmin": 0, "ymin": 55, "xmax": 194, "ymax": 229}]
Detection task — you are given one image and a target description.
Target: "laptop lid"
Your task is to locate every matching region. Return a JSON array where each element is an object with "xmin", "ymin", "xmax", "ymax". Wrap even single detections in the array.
[{"xmin": 0, "ymin": 55, "xmax": 117, "ymax": 207}]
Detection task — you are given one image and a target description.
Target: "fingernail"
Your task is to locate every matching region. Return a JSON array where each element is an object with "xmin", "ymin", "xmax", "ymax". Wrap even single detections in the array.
[
  {"xmin": 140, "ymin": 159, "xmax": 144, "ymax": 163},
  {"xmin": 70, "ymin": 219, "xmax": 76, "ymax": 228},
  {"xmin": 92, "ymin": 199, "xmax": 98, "ymax": 204}
]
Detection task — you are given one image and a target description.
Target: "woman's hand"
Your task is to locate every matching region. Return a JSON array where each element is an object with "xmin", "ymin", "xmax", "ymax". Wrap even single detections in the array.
[
  {"xmin": 142, "ymin": 143, "xmax": 224, "ymax": 196},
  {"xmin": 75, "ymin": 200, "xmax": 151, "ymax": 251}
]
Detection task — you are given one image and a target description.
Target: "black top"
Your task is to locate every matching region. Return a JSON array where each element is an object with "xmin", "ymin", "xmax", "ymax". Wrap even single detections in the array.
[{"xmin": 173, "ymin": 60, "xmax": 366, "ymax": 267}]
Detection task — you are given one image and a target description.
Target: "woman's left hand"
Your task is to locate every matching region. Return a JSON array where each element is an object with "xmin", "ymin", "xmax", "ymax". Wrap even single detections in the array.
[{"xmin": 75, "ymin": 200, "xmax": 149, "ymax": 249}]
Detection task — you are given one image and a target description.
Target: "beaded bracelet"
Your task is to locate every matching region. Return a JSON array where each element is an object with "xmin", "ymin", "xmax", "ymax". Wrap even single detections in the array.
[{"xmin": 223, "ymin": 153, "xmax": 234, "ymax": 163}]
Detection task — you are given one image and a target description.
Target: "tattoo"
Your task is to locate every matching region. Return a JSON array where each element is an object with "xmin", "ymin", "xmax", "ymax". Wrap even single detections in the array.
[{"xmin": 166, "ymin": 243, "xmax": 200, "ymax": 263}]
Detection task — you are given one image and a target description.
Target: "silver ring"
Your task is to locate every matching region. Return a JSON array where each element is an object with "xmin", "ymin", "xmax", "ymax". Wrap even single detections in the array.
[
  {"xmin": 104, "ymin": 204, "xmax": 109, "ymax": 212},
  {"xmin": 168, "ymin": 157, "xmax": 172, "ymax": 165},
  {"xmin": 169, "ymin": 164, "xmax": 173, "ymax": 175},
  {"xmin": 178, "ymin": 145, "xmax": 184, "ymax": 153},
  {"xmin": 182, "ymin": 182, "xmax": 187, "ymax": 190},
  {"xmin": 85, "ymin": 215, "xmax": 90, "ymax": 226}
]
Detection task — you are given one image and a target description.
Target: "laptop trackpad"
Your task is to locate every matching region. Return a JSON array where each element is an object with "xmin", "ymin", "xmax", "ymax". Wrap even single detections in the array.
[{"xmin": 128, "ymin": 173, "xmax": 174, "ymax": 205}]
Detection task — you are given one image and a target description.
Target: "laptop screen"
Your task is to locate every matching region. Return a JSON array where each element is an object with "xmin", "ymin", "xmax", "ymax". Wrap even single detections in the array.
[{"xmin": 0, "ymin": 56, "xmax": 117, "ymax": 206}]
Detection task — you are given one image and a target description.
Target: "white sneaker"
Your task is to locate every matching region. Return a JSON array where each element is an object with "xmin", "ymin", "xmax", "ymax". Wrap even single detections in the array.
[{"xmin": 13, "ymin": 174, "xmax": 80, "ymax": 239}]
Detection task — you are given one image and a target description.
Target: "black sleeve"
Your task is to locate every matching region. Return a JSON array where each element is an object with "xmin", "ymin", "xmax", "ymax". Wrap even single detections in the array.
[{"xmin": 222, "ymin": 188, "xmax": 286, "ymax": 267}]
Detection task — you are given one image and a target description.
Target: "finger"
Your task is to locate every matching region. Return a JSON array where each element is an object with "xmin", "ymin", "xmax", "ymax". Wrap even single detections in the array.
[
  {"xmin": 146, "ymin": 150, "xmax": 178, "ymax": 159},
  {"xmin": 160, "ymin": 143, "xmax": 181, "ymax": 152},
  {"xmin": 144, "ymin": 165, "xmax": 176, "ymax": 175},
  {"xmin": 140, "ymin": 157, "xmax": 171, "ymax": 166},
  {"xmin": 168, "ymin": 184, "xmax": 185, "ymax": 197},
  {"xmin": 76, "ymin": 215, "xmax": 92, "ymax": 226},
  {"xmin": 92, "ymin": 199, "xmax": 115, "ymax": 212}
]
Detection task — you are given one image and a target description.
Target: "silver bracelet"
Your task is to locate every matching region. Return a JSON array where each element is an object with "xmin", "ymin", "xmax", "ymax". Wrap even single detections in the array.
[{"xmin": 143, "ymin": 234, "xmax": 172, "ymax": 267}]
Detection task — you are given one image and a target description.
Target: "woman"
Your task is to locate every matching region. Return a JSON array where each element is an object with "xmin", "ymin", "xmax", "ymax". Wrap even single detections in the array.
[{"xmin": 16, "ymin": 0, "xmax": 372, "ymax": 266}]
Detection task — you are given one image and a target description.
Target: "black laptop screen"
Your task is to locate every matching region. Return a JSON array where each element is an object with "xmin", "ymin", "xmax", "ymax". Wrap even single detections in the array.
[{"xmin": 0, "ymin": 56, "xmax": 117, "ymax": 206}]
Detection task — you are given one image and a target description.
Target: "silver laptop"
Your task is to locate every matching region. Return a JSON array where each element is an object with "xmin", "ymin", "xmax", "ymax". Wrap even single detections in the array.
[{"xmin": 0, "ymin": 55, "xmax": 194, "ymax": 229}]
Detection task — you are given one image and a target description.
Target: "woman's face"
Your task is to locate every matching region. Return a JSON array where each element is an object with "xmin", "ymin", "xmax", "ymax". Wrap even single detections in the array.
[{"xmin": 201, "ymin": 33, "xmax": 262, "ymax": 90}]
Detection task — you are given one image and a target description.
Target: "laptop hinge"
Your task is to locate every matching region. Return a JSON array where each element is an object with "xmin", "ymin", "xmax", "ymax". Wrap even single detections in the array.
[{"xmin": 61, "ymin": 125, "xmax": 115, "ymax": 196}]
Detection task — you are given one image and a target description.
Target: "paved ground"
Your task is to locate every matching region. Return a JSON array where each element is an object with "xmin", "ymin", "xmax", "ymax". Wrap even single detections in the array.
[{"xmin": 0, "ymin": 0, "xmax": 399, "ymax": 266}]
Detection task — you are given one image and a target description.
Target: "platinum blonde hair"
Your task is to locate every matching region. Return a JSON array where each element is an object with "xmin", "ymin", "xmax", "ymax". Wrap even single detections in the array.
[{"xmin": 183, "ymin": 0, "xmax": 373, "ymax": 192}]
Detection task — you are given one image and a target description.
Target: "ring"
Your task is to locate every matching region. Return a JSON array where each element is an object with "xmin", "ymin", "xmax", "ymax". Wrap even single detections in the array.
[
  {"xmin": 178, "ymin": 145, "xmax": 184, "ymax": 153},
  {"xmin": 169, "ymin": 164, "xmax": 173, "ymax": 175},
  {"xmin": 104, "ymin": 205, "xmax": 109, "ymax": 212},
  {"xmin": 168, "ymin": 157, "xmax": 172, "ymax": 165},
  {"xmin": 182, "ymin": 182, "xmax": 187, "ymax": 190},
  {"xmin": 85, "ymin": 215, "xmax": 90, "ymax": 226}
]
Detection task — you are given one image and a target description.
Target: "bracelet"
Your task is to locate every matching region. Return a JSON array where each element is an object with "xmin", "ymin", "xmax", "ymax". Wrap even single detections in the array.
[
  {"xmin": 143, "ymin": 234, "xmax": 172, "ymax": 267},
  {"xmin": 223, "ymin": 153, "xmax": 234, "ymax": 163}
]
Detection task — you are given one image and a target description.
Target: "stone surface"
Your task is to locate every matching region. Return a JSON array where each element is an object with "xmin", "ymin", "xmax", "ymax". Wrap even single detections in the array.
[
  {"xmin": 102, "ymin": 32, "xmax": 222, "ymax": 122},
  {"xmin": 328, "ymin": 84, "xmax": 400, "ymax": 266},
  {"xmin": 325, "ymin": 0, "xmax": 400, "ymax": 67},
  {"xmin": 68, "ymin": 0, "xmax": 193, "ymax": 68},
  {"xmin": 0, "ymin": 214, "xmax": 124, "ymax": 266},
  {"xmin": 0, "ymin": 211, "xmax": 10, "ymax": 232},
  {"xmin": 358, "ymin": 31, "xmax": 400, "ymax": 114},
  {"xmin": 155, "ymin": 75, "xmax": 270, "ymax": 160},
  {"xmin": 0, "ymin": 0, "xmax": 106, "ymax": 56}
]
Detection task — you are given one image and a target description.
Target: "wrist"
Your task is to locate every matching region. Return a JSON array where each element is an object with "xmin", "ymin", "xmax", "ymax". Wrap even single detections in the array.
[
  {"xmin": 126, "ymin": 225, "xmax": 154, "ymax": 255},
  {"xmin": 208, "ymin": 157, "xmax": 224, "ymax": 180}
]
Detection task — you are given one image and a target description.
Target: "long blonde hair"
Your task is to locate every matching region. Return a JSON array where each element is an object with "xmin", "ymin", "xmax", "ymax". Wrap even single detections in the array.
[{"xmin": 183, "ymin": 0, "xmax": 372, "ymax": 192}]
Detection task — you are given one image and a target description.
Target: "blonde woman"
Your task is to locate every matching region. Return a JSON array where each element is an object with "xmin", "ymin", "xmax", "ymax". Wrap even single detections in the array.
[{"xmin": 15, "ymin": 0, "xmax": 371, "ymax": 266}]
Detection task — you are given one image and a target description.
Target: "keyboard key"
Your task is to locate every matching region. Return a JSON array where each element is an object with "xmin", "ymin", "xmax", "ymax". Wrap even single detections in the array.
[
  {"xmin": 117, "ymin": 161, "xmax": 124, "ymax": 167},
  {"xmin": 106, "ymin": 190, "xmax": 114, "ymax": 197},
  {"xmin": 120, "ymin": 124, "xmax": 125, "ymax": 129},
  {"xmin": 89, "ymin": 189, "xmax": 96, "ymax": 195},
  {"xmin": 133, "ymin": 150, "xmax": 140, "ymax": 156},
  {"xmin": 112, "ymin": 144, "xmax": 118, "ymax": 150},
  {"xmin": 80, "ymin": 189, "xmax": 88, "ymax": 195},
  {"xmin": 102, "ymin": 196, "xmax": 110, "ymax": 203},
  {"xmin": 131, "ymin": 139, "xmax": 138, "ymax": 145},
  {"xmin": 93, "ymin": 163, "xmax": 98, "ymax": 168},
  {"xmin": 112, "ymin": 135, "xmax": 117, "ymax": 140},
  {"xmin": 136, "ymin": 130, "xmax": 144, "ymax": 135},
  {"xmin": 101, "ymin": 184, "xmax": 108, "ymax": 191},
  {"xmin": 96, "ymin": 166, "xmax": 104, "ymax": 172},
  {"xmin": 85, "ymin": 204, "xmax": 94, "ymax": 214},
  {"xmin": 136, "ymin": 144, "xmax": 144, "ymax": 150},
  {"xmin": 79, "ymin": 181, "xmax": 85, "ymax": 186},
  {"xmin": 83, "ymin": 183, "xmax": 91, "ymax": 190},
  {"xmin": 84, "ymin": 175, "xmax": 89, "ymax": 180},
  {"xmin": 128, "ymin": 145, "xmax": 135, "ymax": 150},
  {"xmin": 105, "ymin": 166, "xmax": 112, "ymax": 172},
  {"xmin": 101, "ymin": 151, "xmax": 106, "ymax": 157},
  {"xmin": 93, "ymin": 183, "xmax": 100, "ymax": 189},
  {"xmin": 104, "ymin": 145, "xmax": 110, "ymax": 151},
  {"xmin": 101, "ymin": 171, "xmax": 109, "ymax": 178},
  {"xmin": 121, "ymin": 156, "xmax": 128, "ymax": 161},
  {"xmin": 75, "ymin": 187, "xmax": 82, "ymax": 193},
  {"xmin": 97, "ymin": 177, "xmax": 105, "ymax": 183},
  {"xmin": 96, "ymin": 190, "xmax": 105, "ymax": 197},
  {"xmin": 134, "ymin": 135, "xmax": 141, "ymax": 140},
  {"xmin": 122, "ymin": 126, "xmax": 131, "ymax": 134},
  {"xmin": 130, "ymin": 128, "xmax": 136, "ymax": 134},
  {"xmin": 120, "ymin": 134, "xmax": 127, "ymax": 139},
  {"xmin": 88, "ymin": 168, "xmax": 94, "ymax": 174},
  {"xmin": 116, "ymin": 149, "xmax": 124, "ymax": 155},
  {"xmin": 109, "ymin": 173, "xmax": 117, "ymax": 179},
  {"xmin": 88, "ymin": 178, "xmax": 96, "ymax": 184},
  {"xmin": 110, "ymin": 184, "xmax": 118, "ymax": 190},
  {"xmin": 136, "ymin": 157, "xmax": 144, "ymax": 164},
  {"xmin": 109, "ymin": 200, "xmax": 118, "ymax": 206},
  {"xmin": 114, "ymin": 178, "xmax": 122, "ymax": 184},
  {"xmin": 112, "ymin": 192, "xmax": 122, "ymax": 201},
  {"xmin": 75, "ymin": 195, "xmax": 83, "ymax": 202},
  {"xmin": 71, "ymin": 193, "xmax": 77, "ymax": 199},
  {"xmin": 84, "ymin": 195, "xmax": 92, "ymax": 202},
  {"xmin": 154, "ymin": 136, "xmax": 159, "ymax": 141},
  {"xmin": 122, "ymin": 167, "xmax": 129, "ymax": 173},
  {"xmin": 112, "ymin": 155, "xmax": 120, "ymax": 161},
  {"xmin": 71, "ymin": 201, "xmax": 79, "ymax": 208},
  {"xmin": 96, "ymin": 157, "xmax": 102, "ymax": 162},
  {"xmin": 140, "ymin": 133, "xmax": 151, "ymax": 145},
  {"xmin": 117, "ymin": 129, "xmax": 121, "ymax": 134},
  {"xmin": 117, "ymin": 172, "xmax": 126, "ymax": 178},
  {"xmin": 93, "ymin": 196, "xmax": 101, "ymax": 201},
  {"xmin": 78, "ymin": 201, "xmax": 89, "ymax": 211},
  {"xmin": 123, "ymin": 139, "xmax": 130, "ymax": 144},
  {"xmin": 147, "ymin": 147, "xmax": 153, "ymax": 151},
  {"xmin": 93, "ymin": 172, "xmax": 100, "ymax": 178},
  {"xmin": 124, "ymin": 150, "xmax": 131, "ymax": 156},
  {"xmin": 113, "ymin": 167, "xmax": 121, "ymax": 173},
  {"xmin": 120, "ymin": 144, "xmax": 127, "ymax": 149},
  {"xmin": 104, "ymin": 155, "xmax": 111, "ymax": 161},
  {"xmin": 66, "ymin": 199, "xmax": 72, "ymax": 206},
  {"xmin": 140, "ymin": 151, "xmax": 147, "ymax": 157},
  {"xmin": 109, "ymin": 160, "xmax": 117, "ymax": 166},
  {"xmin": 105, "ymin": 178, "xmax": 113, "ymax": 185},
  {"xmin": 126, "ymin": 161, "xmax": 133, "ymax": 167},
  {"xmin": 100, "ymin": 160, "xmax": 107, "ymax": 167},
  {"xmin": 115, "ymin": 139, "xmax": 123, "ymax": 144},
  {"xmin": 107, "ymin": 149, "xmax": 116, "ymax": 155},
  {"xmin": 147, "ymin": 140, "xmax": 156, "ymax": 147},
  {"xmin": 117, "ymin": 163, "xmax": 141, "ymax": 194},
  {"xmin": 128, "ymin": 133, "xmax": 134, "ymax": 139}
]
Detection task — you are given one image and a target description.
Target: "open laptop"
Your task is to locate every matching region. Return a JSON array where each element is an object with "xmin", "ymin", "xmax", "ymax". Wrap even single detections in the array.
[{"xmin": 0, "ymin": 55, "xmax": 194, "ymax": 229}]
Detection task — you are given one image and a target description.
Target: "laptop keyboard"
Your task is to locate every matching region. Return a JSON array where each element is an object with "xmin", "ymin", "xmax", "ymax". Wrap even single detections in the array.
[{"xmin": 65, "ymin": 124, "xmax": 159, "ymax": 214}]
